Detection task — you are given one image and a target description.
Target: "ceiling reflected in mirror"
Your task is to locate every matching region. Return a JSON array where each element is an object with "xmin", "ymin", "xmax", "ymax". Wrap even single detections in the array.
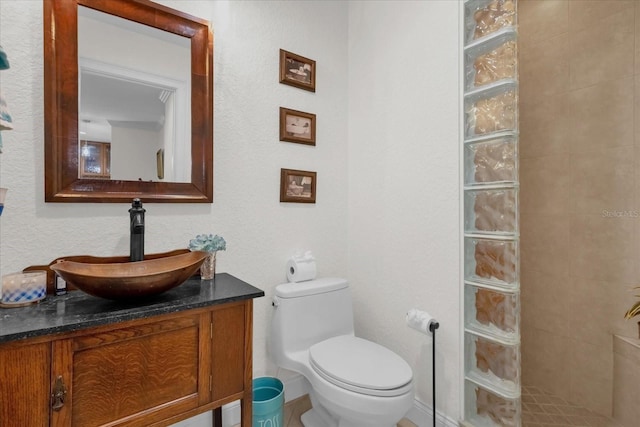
[{"xmin": 80, "ymin": 73, "xmax": 167, "ymax": 143}]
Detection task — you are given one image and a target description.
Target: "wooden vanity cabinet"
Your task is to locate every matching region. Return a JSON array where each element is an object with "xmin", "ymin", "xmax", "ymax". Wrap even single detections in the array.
[
  {"xmin": 0, "ymin": 342, "xmax": 51, "ymax": 426},
  {"xmin": 0, "ymin": 300, "xmax": 253, "ymax": 427}
]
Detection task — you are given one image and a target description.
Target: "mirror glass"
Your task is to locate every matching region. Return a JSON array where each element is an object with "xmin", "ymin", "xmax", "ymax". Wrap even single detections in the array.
[
  {"xmin": 44, "ymin": 0, "xmax": 213, "ymax": 203},
  {"xmin": 78, "ymin": 6, "xmax": 191, "ymax": 183}
]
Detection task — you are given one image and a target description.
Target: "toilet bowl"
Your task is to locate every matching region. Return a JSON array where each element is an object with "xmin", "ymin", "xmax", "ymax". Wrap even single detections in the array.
[{"xmin": 270, "ymin": 278, "xmax": 414, "ymax": 427}]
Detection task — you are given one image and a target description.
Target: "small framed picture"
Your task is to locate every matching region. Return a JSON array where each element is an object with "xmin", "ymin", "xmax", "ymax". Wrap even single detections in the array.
[
  {"xmin": 279, "ymin": 49, "xmax": 316, "ymax": 92},
  {"xmin": 156, "ymin": 148, "xmax": 164, "ymax": 180},
  {"xmin": 280, "ymin": 168, "xmax": 316, "ymax": 203},
  {"xmin": 280, "ymin": 107, "xmax": 316, "ymax": 146}
]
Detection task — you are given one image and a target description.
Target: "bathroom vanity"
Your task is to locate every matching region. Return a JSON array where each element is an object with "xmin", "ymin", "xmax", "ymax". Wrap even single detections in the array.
[{"xmin": 0, "ymin": 273, "xmax": 264, "ymax": 427}]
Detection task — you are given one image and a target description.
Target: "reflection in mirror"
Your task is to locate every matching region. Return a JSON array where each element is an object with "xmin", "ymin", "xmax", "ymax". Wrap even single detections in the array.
[
  {"xmin": 79, "ymin": 140, "xmax": 110, "ymax": 179},
  {"xmin": 44, "ymin": 0, "xmax": 213, "ymax": 203},
  {"xmin": 78, "ymin": 6, "xmax": 191, "ymax": 183}
]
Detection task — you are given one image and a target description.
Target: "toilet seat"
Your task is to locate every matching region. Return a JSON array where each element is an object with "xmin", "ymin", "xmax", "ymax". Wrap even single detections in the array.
[{"xmin": 309, "ymin": 335, "xmax": 413, "ymax": 397}]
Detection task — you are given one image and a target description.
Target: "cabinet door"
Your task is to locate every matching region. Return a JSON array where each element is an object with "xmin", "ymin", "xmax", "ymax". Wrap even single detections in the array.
[
  {"xmin": 51, "ymin": 313, "xmax": 210, "ymax": 427},
  {"xmin": 0, "ymin": 342, "xmax": 51, "ymax": 426},
  {"xmin": 211, "ymin": 301, "xmax": 250, "ymax": 403}
]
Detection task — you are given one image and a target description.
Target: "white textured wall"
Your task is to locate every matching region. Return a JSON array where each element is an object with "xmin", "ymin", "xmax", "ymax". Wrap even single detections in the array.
[
  {"xmin": 347, "ymin": 0, "xmax": 461, "ymax": 420},
  {"xmin": 0, "ymin": 0, "xmax": 347, "ymax": 397},
  {"xmin": 0, "ymin": 0, "xmax": 463, "ymax": 424}
]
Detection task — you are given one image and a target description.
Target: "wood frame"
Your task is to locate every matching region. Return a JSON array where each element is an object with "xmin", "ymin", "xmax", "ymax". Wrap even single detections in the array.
[
  {"xmin": 279, "ymin": 49, "xmax": 316, "ymax": 92},
  {"xmin": 44, "ymin": 0, "xmax": 214, "ymax": 203},
  {"xmin": 280, "ymin": 168, "xmax": 316, "ymax": 204},
  {"xmin": 279, "ymin": 107, "xmax": 316, "ymax": 146}
]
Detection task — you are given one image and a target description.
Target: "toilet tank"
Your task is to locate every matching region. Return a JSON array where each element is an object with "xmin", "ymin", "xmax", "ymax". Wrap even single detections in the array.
[{"xmin": 271, "ymin": 278, "xmax": 354, "ymax": 364}]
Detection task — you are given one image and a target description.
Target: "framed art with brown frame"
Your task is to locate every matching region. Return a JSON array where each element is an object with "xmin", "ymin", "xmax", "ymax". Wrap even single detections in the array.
[
  {"xmin": 280, "ymin": 169, "xmax": 316, "ymax": 203},
  {"xmin": 279, "ymin": 49, "xmax": 316, "ymax": 92},
  {"xmin": 156, "ymin": 148, "xmax": 164, "ymax": 180},
  {"xmin": 280, "ymin": 107, "xmax": 316, "ymax": 146}
]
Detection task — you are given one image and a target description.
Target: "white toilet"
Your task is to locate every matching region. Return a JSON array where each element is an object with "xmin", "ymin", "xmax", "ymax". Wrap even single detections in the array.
[{"xmin": 270, "ymin": 277, "xmax": 414, "ymax": 427}]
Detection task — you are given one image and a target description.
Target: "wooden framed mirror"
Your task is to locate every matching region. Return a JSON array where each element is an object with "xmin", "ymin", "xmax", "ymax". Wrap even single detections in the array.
[{"xmin": 44, "ymin": 0, "xmax": 213, "ymax": 203}]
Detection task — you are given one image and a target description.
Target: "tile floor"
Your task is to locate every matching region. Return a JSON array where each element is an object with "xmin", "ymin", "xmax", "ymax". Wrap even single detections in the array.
[
  {"xmin": 521, "ymin": 386, "xmax": 621, "ymax": 427},
  {"xmin": 243, "ymin": 387, "xmax": 622, "ymax": 427},
  {"xmin": 236, "ymin": 394, "xmax": 417, "ymax": 427}
]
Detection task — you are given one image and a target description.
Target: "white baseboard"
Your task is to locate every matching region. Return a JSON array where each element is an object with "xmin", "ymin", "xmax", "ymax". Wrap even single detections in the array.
[
  {"xmin": 280, "ymin": 372, "xmax": 311, "ymax": 402},
  {"xmin": 221, "ymin": 374, "xmax": 457, "ymax": 427},
  {"xmin": 405, "ymin": 398, "xmax": 459, "ymax": 427}
]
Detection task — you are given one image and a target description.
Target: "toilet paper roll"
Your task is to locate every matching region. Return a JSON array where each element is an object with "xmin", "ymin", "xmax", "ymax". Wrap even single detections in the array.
[
  {"xmin": 286, "ymin": 252, "xmax": 317, "ymax": 283},
  {"xmin": 406, "ymin": 308, "xmax": 438, "ymax": 334}
]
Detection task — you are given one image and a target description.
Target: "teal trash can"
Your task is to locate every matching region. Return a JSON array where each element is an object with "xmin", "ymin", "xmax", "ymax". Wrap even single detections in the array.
[{"xmin": 252, "ymin": 377, "xmax": 284, "ymax": 427}]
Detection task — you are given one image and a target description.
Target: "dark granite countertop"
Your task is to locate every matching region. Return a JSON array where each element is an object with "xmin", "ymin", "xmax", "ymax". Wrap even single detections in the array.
[{"xmin": 0, "ymin": 273, "xmax": 264, "ymax": 344}]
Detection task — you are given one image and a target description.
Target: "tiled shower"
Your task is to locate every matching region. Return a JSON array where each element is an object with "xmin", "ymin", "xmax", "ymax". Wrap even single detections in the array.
[
  {"xmin": 519, "ymin": 0, "xmax": 639, "ymax": 425},
  {"xmin": 462, "ymin": 0, "xmax": 640, "ymax": 426}
]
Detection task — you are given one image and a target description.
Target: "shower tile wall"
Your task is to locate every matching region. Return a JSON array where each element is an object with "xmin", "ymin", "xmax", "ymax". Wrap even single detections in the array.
[{"xmin": 519, "ymin": 0, "xmax": 639, "ymax": 418}]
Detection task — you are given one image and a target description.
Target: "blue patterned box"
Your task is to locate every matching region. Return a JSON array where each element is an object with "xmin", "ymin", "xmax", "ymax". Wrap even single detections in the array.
[{"xmin": 1, "ymin": 271, "xmax": 47, "ymax": 307}]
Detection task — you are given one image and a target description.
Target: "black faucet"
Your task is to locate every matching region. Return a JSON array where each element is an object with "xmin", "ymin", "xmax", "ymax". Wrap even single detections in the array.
[{"xmin": 129, "ymin": 198, "xmax": 145, "ymax": 262}]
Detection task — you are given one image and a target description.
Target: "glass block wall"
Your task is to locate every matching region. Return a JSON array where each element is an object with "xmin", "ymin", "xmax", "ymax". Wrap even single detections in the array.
[{"xmin": 462, "ymin": 1, "xmax": 520, "ymax": 426}]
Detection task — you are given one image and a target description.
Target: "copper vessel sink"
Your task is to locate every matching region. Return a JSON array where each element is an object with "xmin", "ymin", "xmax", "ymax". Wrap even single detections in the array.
[{"xmin": 50, "ymin": 251, "xmax": 209, "ymax": 300}]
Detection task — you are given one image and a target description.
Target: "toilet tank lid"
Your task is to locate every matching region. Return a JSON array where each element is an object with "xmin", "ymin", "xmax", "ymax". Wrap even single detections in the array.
[{"xmin": 275, "ymin": 277, "xmax": 348, "ymax": 298}]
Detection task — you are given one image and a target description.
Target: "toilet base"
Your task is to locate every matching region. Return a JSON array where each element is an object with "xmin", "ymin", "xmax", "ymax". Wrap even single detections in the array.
[
  {"xmin": 299, "ymin": 384, "xmax": 407, "ymax": 427},
  {"xmin": 301, "ymin": 392, "xmax": 337, "ymax": 427}
]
